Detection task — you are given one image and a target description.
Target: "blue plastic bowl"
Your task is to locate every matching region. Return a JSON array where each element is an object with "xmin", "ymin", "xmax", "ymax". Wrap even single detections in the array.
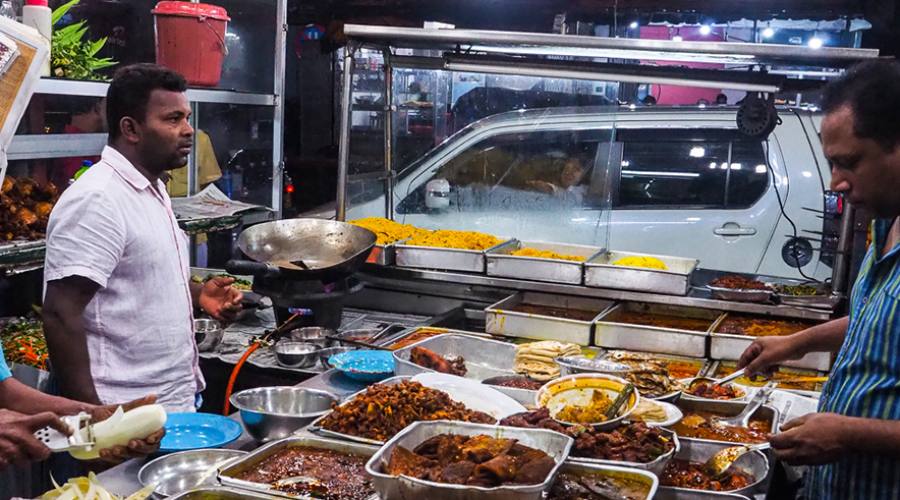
[
  {"xmin": 159, "ymin": 412, "xmax": 243, "ymax": 453},
  {"xmin": 329, "ymin": 350, "xmax": 395, "ymax": 382}
]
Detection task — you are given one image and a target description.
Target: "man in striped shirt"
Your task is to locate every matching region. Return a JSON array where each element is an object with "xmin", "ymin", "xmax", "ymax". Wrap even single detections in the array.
[{"xmin": 739, "ymin": 60, "xmax": 900, "ymax": 499}]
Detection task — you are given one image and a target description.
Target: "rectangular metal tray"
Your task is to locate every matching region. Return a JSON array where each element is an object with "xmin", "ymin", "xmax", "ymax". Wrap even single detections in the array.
[
  {"xmin": 656, "ymin": 489, "xmax": 751, "ymax": 500},
  {"xmin": 218, "ymin": 435, "xmax": 379, "ymax": 499},
  {"xmin": 485, "ymin": 291, "xmax": 615, "ymax": 346},
  {"xmin": 708, "ymin": 360, "xmax": 825, "ymax": 397},
  {"xmin": 307, "ymin": 376, "xmax": 411, "ymax": 446},
  {"xmin": 393, "ymin": 332, "xmax": 518, "ymax": 381},
  {"xmin": 584, "ymin": 250, "xmax": 698, "ymax": 296},
  {"xmin": 365, "ymin": 420, "xmax": 573, "ymax": 500},
  {"xmin": 168, "ymin": 487, "xmax": 284, "ymax": 499},
  {"xmin": 485, "ymin": 240, "xmax": 603, "ymax": 284},
  {"xmin": 710, "ymin": 314, "xmax": 831, "ymax": 371},
  {"xmin": 395, "ymin": 238, "xmax": 510, "ymax": 273},
  {"xmin": 566, "ymin": 427, "xmax": 679, "ymax": 477},
  {"xmin": 365, "ymin": 243, "xmax": 395, "ymax": 266},
  {"xmin": 673, "ymin": 398, "xmax": 780, "ymax": 447},
  {"xmin": 659, "ymin": 439, "xmax": 770, "ymax": 496},
  {"xmin": 599, "ymin": 350, "xmax": 711, "ymax": 380},
  {"xmin": 593, "ymin": 302, "xmax": 723, "ymax": 358},
  {"xmin": 557, "ymin": 461, "xmax": 659, "ymax": 500}
]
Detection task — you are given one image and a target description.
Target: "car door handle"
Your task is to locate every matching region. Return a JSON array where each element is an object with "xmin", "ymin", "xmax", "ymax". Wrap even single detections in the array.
[{"xmin": 714, "ymin": 225, "xmax": 757, "ymax": 236}]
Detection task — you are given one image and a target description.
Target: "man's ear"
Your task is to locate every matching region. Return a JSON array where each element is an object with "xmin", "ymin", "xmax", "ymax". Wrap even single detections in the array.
[{"xmin": 119, "ymin": 117, "xmax": 141, "ymax": 144}]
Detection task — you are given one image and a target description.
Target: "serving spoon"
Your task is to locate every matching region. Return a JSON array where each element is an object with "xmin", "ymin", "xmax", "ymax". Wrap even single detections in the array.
[
  {"xmin": 704, "ymin": 443, "xmax": 770, "ymax": 478},
  {"xmin": 686, "ymin": 368, "xmax": 746, "ymax": 391},
  {"xmin": 712, "ymin": 381, "xmax": 777, "ymax": 428}
]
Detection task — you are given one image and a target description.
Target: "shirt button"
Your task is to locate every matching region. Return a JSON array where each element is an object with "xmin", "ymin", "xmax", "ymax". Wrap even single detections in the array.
[{"xmin": 862, "ymin": 297, "xmax": 868, "ymax": 304}]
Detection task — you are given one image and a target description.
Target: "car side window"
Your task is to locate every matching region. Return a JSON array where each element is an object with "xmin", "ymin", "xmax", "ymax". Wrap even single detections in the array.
[{"xmin": 726, "ymin": 140, "xmax": 769, "ymax": 208}]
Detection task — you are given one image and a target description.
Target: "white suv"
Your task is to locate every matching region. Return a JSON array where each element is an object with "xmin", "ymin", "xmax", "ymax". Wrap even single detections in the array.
[{"xmin": 342, "ymin": 106, "xmax": 833, "ymax": 280}]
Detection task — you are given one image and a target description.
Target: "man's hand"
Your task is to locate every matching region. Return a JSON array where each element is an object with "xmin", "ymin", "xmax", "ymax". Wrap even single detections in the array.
[
  {"xmin": 0, "ymin": 410, "xmax": 70, "ymax": 469},
  {"xmin": 769, "ymin": 413, "xmax": 852, "ymax": 465},
  {"xmin": 198, "ymin": 277, "xmax": 243, "ymax": 322},
  {"xmin": 737, "ymin": 335, "xmax": 803, "ymax": 376},
  {"xmin": 87, "ymin": 395, "xmax": 165, "ymax": 464}
]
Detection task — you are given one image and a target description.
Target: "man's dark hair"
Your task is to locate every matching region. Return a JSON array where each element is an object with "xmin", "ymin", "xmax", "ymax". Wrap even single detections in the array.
[
  {"xmin": 106, "ymin": 63, "xmax": 187, "ymax": 141},
  {"xmin": 822, "ymin": 60, "xmax": 900, "ymax": 151}
]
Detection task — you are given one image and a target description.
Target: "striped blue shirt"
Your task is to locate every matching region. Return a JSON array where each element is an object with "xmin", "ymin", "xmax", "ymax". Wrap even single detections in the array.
[{"xmin": 810, "ymin": 218, "xmax": 900, "ymax": 499}]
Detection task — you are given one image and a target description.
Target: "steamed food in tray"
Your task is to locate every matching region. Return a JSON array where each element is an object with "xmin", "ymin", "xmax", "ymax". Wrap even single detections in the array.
[
  {"xmin": 602, "ymin": 309, "xmax": 714, "ymax": 332},
  {"xmin": 661, "ymin": 458, "xmax": 755, "ymax": 492},
  {"xmin": 510, "ymin": 303, "xmax": 600, "ymax": 322},
  {"xmin": 409, "ymin": 346, "xmax": 467, "ymax": 376},
  {"xmin": 611, "ymin": 255, "xmax": 668, "ymax": 271},
  {"xmin": 318, "ymin": 381, "xmax": 493, "ymax": 442},
  {"xmin": 550, "ymin": 470, "xmax": 652, "ymax": 500},
  {"xmin": 233, "ymin": 446, "xmax": 373, "ymax": 500},
  {"xmin": 511, "ymin": 247, "xmax": 586, "ymax": 262},
  {"xmin": 515, "ymin": 341, "xmax": 582, "ymax": 381},
  {"xmin": 672, "ymin": 411, "xmax": 769, "ymax": 444},
  {"xmin": 404, "ymin": 229, "xmax": 502, "ymax": 251},
  {"xmin": 349, "ymin": 217, "xmax": 427, "ymax": 245},
  {"xmin": 500, "ymin": 409, "xmax": 675, "ymax": 464},
  {"xmin": 385, "ymin": 433, "xmax": 556, "ymax": 487},
  {"xmin": 717, "ymin": 314, "xmax": 813, "ymax": 337}
]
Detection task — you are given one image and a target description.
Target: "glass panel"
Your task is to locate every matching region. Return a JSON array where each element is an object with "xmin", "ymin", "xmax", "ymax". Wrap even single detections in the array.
[
  {"xmin": 617, "ymin": 131, "xmax": 729, "ymax": 208},
  {"xmin": 727, "ymin": 140, "xmax": 769, "ymax": 208}
]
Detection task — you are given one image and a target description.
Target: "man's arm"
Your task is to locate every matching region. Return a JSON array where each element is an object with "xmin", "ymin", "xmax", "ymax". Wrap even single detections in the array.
[
  {"xmin": 0, "ymin": 377, "xmax": 89, "ymax": 415},
  {"xmin": 43, "ymin": 276, "xmax": 102, "ymax": 404},
  {"xmin": 791, "ymin": 316, "xmax": 849, "ymax": 353}
]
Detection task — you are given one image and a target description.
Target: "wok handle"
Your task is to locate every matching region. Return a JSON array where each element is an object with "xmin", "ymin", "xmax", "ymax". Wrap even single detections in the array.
[{"xmin": 225, "ymin": 259, "xmax": 279, "ymax": 278}]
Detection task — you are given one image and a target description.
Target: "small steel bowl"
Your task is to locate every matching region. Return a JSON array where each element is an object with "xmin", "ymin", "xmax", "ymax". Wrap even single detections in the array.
[
  {"xmin": 194, "ymin": 319, "xmax": 224, "ymax": 352},
  {"xmin": 273, "ymin": 341, "xmax": 319, "ymax": 369},
  {"xmin": 317, "ymin": 346, "xmax": 357, "ymax": 368},
  {"xmin": 285, "ymin": 327, "xmax": 337, "ymax": 348},
  {"xmin": 229, "ymin": 386, "xmax": 338, "ymax": 442},
  {"xmin": 138, "ymin": 448, "xmax": 246, "ymax": 498}
]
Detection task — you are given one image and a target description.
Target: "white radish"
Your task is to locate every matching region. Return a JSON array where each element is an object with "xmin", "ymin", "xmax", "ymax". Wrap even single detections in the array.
[{"xmin": 69, "ymin": 405, "xmax": 167, "ymax": 460}]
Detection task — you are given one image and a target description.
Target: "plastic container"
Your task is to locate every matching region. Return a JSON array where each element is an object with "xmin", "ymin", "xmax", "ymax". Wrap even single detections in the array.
[
  {"xmin": 22, "ymin": 0, "xmax": 50, "ymax": 76},
  {"xmin": 152, "ymin": 1, "xmax": 230, "ymax": 87}
]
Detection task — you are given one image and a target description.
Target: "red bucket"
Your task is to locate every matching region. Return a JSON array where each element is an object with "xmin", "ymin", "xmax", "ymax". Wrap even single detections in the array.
[{"xmin": 152, "ymin": 1, "xmax": 230, "ymax": 87}]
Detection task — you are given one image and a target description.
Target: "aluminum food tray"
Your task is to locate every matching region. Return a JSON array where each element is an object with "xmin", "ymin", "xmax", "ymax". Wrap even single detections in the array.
[
  {"xmin": 710, "ymin": 314, "xmax": 831, "ymax": 371},
  {"xmin": 395, "ymin": 238, "xmax": 510, "ymax": 273},
  {"xmin": 581, "ymin": 350, "xmax": 710, "ymax": 401},
  {"xmin": 168, "ymin": 487, "xmax": 284, "ymax": 499},
  {"xmin": 777, "ymin": 293, "xmax": 842, "ymax": 309},
  {"xmin": 656, "ymin": 490, "xmax": 751, "ymax": 500},
  {"xmin": 485, "ymin": 291, "xmax": 615, "ymax": 345},
  {"xmin": 674, "ymin": 398, "xmax": 780, "ymax": 447},
  {"xmin": 365, "ymin": 420, "xmax": 573, "ymax": 500},
  {"xmin": 593, "ymin": 302, "xmax": 724, "ymax": 358},
  {"xmin": 393, "ymin": 332, "xmax": 518, "ymax": 381},
  {"xmin": 706, "ymin": 285, "xmax": 774, "ymax": 303},
  {"xmin": 658, "ymin": 439, "xmax": 770, "ymax": 496},
  {"xmin": 708, "ymin": 360, "xmax": 825, "ymax": 397},
  {"xmin": 485, "ymin": 239, "xmax": 603, "ymax": 284},
  {"xmin": 365, "ymin": 243, "xmax": 395, "ymax": 266},
  {"xmin": 585, "ymin": 250, "xmax": 698, "ymax": 296},
  {"xmin": 556, "ymin": 461, "xmax": 659, "ymax": 500},
  {"xmin": 566, "ymin": 426, "xmax": 679, "ymax": 476},
  {"xmin": 307, "ymin": 376, "xmax": 412, "ymax": 445},
  {"xmin": 217, "ymin": 435, "xmax": 379, "ymax": 499}
]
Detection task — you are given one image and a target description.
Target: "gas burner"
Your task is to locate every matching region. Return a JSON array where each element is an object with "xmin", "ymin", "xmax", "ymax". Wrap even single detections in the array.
[{"xmin": 252, "ymin": 276, "xmax": 364, "ymax": 330}]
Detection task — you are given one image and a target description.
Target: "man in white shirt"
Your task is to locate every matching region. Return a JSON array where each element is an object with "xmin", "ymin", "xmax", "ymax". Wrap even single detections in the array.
[{"xmin": 42, "ymin": 64, "xmax": 243, "ymax": 412}]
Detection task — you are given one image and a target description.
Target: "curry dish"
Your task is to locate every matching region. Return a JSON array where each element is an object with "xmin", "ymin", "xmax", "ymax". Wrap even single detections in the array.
[
  {"xmin": 661, "ymin": 458, "xmax": 755, "ymax": 491},
  {"xmin": 233, "ymin": 446, "xmax": 373, "ymax": 500},
  {"xmin": 319, "ymin": 381, "xmax": 493, "ymax": 442},
  {"xmin": 510, "ymin": 303, "xmax": 600, "ymax": 322},
  {"xmin": 686, "ymin": 382, "xmax": 746, "ymax": 400},
  {"xmin": 550, "ymin": 471, "xmax": 651, "ymax": 500},
  {"xmin": 385, "ymin": 433, "xmax": 556, "ymax": 487},
  {"xmin": 603, "ymin": 309, "xmax": 713, "ymax": 332},
  {"xmin": 717, "ymin": 314, "xmax": 814, "ymax": 337},
  {"xmin": 672, "ymin": 411, "xmax": 769, "ymax": 444},
  {"xmin": 555, "ymin": 390, "xmax": 614, "ymax": 424},
  {"xmin": 713, "ymin": 364, "xmax": 825, "ymax": 392}
]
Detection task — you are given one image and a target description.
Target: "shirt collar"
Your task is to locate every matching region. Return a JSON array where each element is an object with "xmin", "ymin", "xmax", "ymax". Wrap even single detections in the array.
[
  {"xmin": 873, "ymin": 217, "xmax": 900, "ymax": 263},
  {"xmin": 101, "ymin": 145, "xmax": 154, "ymax": 192}
]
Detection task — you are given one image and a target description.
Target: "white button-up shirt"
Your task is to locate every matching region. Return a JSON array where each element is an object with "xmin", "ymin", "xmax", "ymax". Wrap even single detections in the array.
[{"xmin": 44, "ymin": 146, "xmax": 203, "ymax": 412}]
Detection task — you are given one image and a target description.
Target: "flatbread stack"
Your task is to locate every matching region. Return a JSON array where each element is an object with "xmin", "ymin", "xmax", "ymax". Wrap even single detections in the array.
[{"xmin": 514, "ymin": 341, "xmax": 581, "ymax": 381}]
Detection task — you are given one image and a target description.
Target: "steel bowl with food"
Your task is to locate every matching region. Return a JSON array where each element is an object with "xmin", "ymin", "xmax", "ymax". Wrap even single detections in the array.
[
  {"xmin": 682, "ymin": 378, "xmax": 748, "ymax": 402},
  {"xmin": 273, "ymin": 341, "xmax": 319, "ymax": 369},
  {"xmin": 229, "ymin": 386, "xmax": 338, "ymax": 442},
  {"xmin": 138, "ymin": 448, "xmax": 246, "ymax": 498},
  {"xmin": 285, "ymin": 327, "xmax": 337, "ymax": 348},
  {"xmin": 536, "ymin": 373, "xmax": 640, "ymax": 430},
  {"xmin": 193, "ymin": 319, "xmax": 224, "ymax": 352}
]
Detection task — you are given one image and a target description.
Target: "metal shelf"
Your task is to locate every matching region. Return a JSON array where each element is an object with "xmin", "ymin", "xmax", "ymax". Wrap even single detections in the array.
[
  {"xmin": 8, "ymin": 133, "xmax": 105, "ymax": 160},
  {"xmin": 35, "ymin": 78, "xmax": 277, "ymax": 106}
]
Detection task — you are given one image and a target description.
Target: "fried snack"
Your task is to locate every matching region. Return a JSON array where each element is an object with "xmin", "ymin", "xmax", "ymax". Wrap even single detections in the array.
[
  {"xmin": 709, "ymin": 275, "xmax": 771, "ymax": 290},
  {"xmin": 349, "ymin": 217, "xmax": 428, "ymax": 245},
  {"xmin": 319, "ymin": 381, "xmax": 494, "ymax": 442},
  {"xmin": 630, "ymin": 399, "xmax": 668, "ymax": 423},
  {"xmin": 409, "ymin": 346, "xmax": 467, "ymax": 376},
  {"xmin": 514, "ymin": 341, "xmax": 581, "ymax": 381},
  {"xmin": 510, "ymin": 247, "xmax": 586, "ymax": 262},
  {"xmin": 0, "ymin": 177, "xmax": 59, "ymax": 241},
  {"xmin": 611, "ymin": 255, "xmax": 668, "ymax": 270},
  {"xmin": 405, "ymin": 229, "xmax": 502, "ymax": 251}
]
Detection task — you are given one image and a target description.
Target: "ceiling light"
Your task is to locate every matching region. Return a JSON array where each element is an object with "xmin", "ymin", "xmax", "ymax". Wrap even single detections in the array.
[
  {"xmin": 672, "ymin": 35, "xmax": 683, "ymax": 42},
  {"xmin": 629, "ymin": 21, "xmax": 639, "ymax": 29},
  {"xmin": 699, "ymin": 25, "xmax": 711, "ymax": 36},
  {"xmin": 808, "ymin": 37, "xmax": 824, "ymax": 49},
  {"xmin": 762, "ymin": 27, "xmax": 775, "ymax": 39},
  {"xmin": 689, "ymin": 146, "xmax": 706, "ymax": 158}
]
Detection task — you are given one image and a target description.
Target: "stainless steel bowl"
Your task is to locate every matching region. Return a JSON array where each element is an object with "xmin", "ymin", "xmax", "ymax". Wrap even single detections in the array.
[
  {"xmin": 229, "ymin": 386, "xmax": 338, "ymax": 442},
  {"xmin": 138, "ymin": 448, "xmax": 246, "ymax": 498},
  {"xmin": 194, "ymin": 319, "xmax": 224, "ymax": 352},
  {"xmin": 318, "ymin": 346, "xmax": 357, "ymax": 368},
  {"xmin": 273, "ymin": 341, "xmax": 319, "ymax": 368},
  {"xmin": 285, "ymin": 327, "xmax": 337, "ymax": 348}
]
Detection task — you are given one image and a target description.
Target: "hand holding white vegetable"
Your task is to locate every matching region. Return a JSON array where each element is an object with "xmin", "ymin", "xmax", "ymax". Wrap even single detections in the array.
[{"xmin": 70, "ymin": 395, "xmax": 166, "ymax": 463}]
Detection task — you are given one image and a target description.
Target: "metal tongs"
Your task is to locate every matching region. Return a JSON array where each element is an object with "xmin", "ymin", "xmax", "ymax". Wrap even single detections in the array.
[
  {"xmin": 712, "ymin": 381, "xmax": 778, "ymax": 428},
  {"xmin": 33, "ymin": 412, "xmax": 95, "ymax": 453}
]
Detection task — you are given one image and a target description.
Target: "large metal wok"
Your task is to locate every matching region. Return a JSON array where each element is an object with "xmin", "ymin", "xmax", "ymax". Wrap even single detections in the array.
[{"xmin": 225, "ymin": 219, "xmax": 376, "ymax": 283}]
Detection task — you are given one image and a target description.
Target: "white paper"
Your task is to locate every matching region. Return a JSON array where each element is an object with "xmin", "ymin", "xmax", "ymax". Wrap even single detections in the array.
[
  {"xmin": 412, "ymin": 372, "xmax": 526, "ymax": 419},
  {"xmin": 170, "ymin": 184, "xmax": 271, "ymax": 222}
]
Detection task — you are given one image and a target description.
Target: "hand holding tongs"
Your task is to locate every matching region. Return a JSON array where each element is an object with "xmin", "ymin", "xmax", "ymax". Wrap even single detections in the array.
[{"xmin": 33, "ymin": 412, "xmax": 94, "ymax": 453}]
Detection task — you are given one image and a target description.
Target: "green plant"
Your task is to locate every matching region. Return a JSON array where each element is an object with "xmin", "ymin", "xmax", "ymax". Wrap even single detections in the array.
[{"xmin": 50, "ymin": 0, "xmax": 116, "ymax": 80}]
